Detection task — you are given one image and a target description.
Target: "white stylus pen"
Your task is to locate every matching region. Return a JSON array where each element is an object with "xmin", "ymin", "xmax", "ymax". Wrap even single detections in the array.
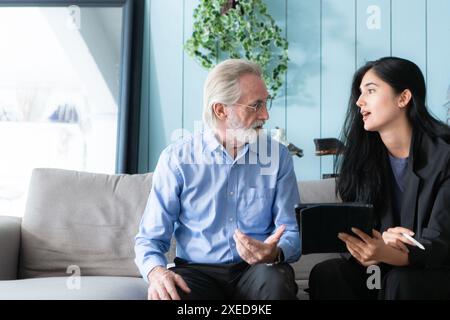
[{"xmin": 402, "ymin": 233, "xmax": 425, "ymax": 250}]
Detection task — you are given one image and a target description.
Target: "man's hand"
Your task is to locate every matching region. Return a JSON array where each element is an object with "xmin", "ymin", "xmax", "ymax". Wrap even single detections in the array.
[
  {"xmin": 382, "ymin": 226, "xmax": 416, "ymax": 252},
  {"xmin": 147, "ymin": 266, "xmax": 191, "ymax": 300},
  {"xmin": 233, "ymin": 225, "xmax": 285, "ymax": 265}
]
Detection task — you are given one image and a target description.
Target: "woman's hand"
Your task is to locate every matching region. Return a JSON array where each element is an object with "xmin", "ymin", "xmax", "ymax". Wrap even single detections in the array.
[
  {"xmin": 338, "ymin": 228, "xmax": 383, "ymax": 266},
  {"xmin": 338, "ymin": 228, "xmax": 409, "ymax": 267},
  {"xmin": 382, "ymin": 227, "xmax": 416, "ymax": 252}
]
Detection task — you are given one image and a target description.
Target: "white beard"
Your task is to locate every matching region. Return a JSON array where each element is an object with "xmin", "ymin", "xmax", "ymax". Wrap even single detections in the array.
[{"xmin": 226, "ymin": 111, "xmax": 264, "ymax": 146}]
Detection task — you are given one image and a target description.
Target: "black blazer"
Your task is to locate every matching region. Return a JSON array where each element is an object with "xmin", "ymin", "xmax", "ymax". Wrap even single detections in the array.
[{"xmin": 380, "ymin": 130, "xmax": 450, "ymax": 268}]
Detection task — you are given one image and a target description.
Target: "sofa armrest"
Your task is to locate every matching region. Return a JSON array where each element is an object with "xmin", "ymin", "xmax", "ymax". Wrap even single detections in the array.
[{"xmin": 0, "ymin": 216, "xmax": 21, "ymax": 280}]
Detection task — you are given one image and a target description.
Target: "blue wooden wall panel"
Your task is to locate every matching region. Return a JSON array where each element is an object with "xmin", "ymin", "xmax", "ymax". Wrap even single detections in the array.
[
  {"xmin": 356, "ymin": 0, "xmax": 391, "ymax": 67},
  {"xmin": 286, "ymin": 0, "xmax": 321, "ymax": 181},
  {"xmin": 141, "ymin": 0, "xmax": 449, "ymax": 178},
  {"xmin": 391, "ymin": 0, "xmax": 427, "ymax": 76},
  {"xmin": 183, "ymin": 0, "xmax": 209, "ymax": 135},
  {"xmin": 148, "ymin": 0, "xmax": 184, "ymax": 170},
  {"xmin": 265, "ymin": 0, "xmax": 287, "ymax": 132},
  {"xmin": 321, "ymin": 0, "xmax": 356, "ymax": 177},
  {"xmin": 427, "ymin": 0, "xmax": 450, "ymax": 122}
]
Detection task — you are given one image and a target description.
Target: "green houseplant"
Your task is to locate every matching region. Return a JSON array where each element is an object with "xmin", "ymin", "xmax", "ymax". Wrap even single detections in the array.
[{"xmin": 185, "ymin": 0, "xmax": 289, "ymax": 97}]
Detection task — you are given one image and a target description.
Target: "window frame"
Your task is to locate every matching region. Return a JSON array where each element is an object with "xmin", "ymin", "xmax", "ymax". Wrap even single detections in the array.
[{"xmin": 0, "ymin": 0, "xmax": 144, "ymax": 173}]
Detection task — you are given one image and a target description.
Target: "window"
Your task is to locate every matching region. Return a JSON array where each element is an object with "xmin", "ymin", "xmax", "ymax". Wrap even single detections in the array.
[{"xmin": 0, "ymin": 1, "xmax": 135, "ymax": 217}]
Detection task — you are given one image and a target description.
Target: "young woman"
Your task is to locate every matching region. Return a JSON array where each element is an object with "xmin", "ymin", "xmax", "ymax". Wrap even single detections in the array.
[{"xmin": 309, "ymin": 57, "xmax": 450, "ymax": 300}]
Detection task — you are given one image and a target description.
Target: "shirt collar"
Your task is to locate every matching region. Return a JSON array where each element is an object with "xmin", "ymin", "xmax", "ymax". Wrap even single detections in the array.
[{"xmin": 202, "ymin": 127, "xmax": 222, "ymax": 154}]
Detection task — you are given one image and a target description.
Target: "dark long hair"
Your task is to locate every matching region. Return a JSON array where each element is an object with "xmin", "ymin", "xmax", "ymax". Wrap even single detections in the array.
[{"xmin": 336, "ymin": 57, "xmax": 450, "ymax": 212}]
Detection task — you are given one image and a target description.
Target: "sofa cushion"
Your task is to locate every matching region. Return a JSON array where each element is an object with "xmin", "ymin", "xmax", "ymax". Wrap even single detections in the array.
[
  {"xmin": 296, "ymin": 280, "xmax": 309, "ymax": 300},
  {"xmin": 291, "ymin": 253, "xmax": 341, "ymax": 280},
  {"xmin": 298, "ymin": 178, "xmax": 340, "ymax": 203},
  {"xmin": 19, "ymin": 168, "xmax": 153, "ymax": 278},
  {"xmin": 0, "ymin": 276, "xmax": 147, "ymax": 300}
]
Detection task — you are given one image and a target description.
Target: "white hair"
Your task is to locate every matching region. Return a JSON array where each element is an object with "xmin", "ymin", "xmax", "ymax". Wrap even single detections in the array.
[{"xmin": 202, "ymin": 59, "xmax": 262, "ymax": 129}]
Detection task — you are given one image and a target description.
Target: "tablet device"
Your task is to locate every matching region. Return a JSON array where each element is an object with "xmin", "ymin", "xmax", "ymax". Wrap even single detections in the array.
[{"xmin": 295, "ymin": 203, "xmax": 375, "ymax": 254}]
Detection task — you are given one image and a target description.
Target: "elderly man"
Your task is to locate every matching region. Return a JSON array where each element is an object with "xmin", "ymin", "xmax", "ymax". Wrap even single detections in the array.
[{"xmin": 135, "ymin": 59, "xmax": 301, "ymax": 300}]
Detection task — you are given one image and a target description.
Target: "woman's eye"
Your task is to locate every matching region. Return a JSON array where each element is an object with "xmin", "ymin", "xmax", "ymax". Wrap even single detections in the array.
[{"xmin": 368, "ymin": 89, "xmax": 375, "ymax": 94}]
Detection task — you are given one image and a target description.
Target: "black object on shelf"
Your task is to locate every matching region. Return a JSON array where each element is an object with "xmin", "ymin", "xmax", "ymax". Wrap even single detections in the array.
[
  {"xmin": 322, "ymin": 173, "xmax": 339, "ymax": 179},
  {"xmin": 314, "ymin": 138, "xmax": 345, "ymax": 179},
  {"xmin": 313, "ymin": 138, "xmax": 345, "ymax": 156}
]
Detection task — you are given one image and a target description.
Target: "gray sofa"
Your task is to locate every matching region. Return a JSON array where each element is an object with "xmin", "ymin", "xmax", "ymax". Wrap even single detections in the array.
[{"xmin": 0, "ymin": 168, "xmax": 340, "ymax": 300}]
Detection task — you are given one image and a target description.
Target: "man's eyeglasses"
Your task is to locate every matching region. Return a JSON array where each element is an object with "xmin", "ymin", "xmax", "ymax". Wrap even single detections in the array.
[{"xmin": 231, "ymin": 96, "xmax": 273, "ymax": 113}]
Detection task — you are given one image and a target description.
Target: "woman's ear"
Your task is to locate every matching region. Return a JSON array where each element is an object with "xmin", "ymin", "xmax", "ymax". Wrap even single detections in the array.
[
  {"xmin": 398, "ymin": 89, "xmax": 412, "ymax": 109},
  {"xmin": 213, "ymin": 103, "xmax": 227, "ymax": 120}
]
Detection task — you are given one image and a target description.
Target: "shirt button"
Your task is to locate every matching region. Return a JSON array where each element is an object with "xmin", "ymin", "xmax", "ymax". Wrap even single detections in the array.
[
  {"xmin": 229, "ymin": 191, "xmax": 234, "ymax": 196},
  {"xmin": 231, "ymin": 243, "xmax": 235, "ymax": 247},
  {"xmin": 229, "ymin": 218, "xmax": 233, "ymax": 222}
]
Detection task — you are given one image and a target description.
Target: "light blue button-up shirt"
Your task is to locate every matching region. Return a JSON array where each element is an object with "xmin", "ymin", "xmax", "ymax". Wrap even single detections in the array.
[{"xmin": 134, "ymin": 129, "xmax": 301, "ymax": 280}]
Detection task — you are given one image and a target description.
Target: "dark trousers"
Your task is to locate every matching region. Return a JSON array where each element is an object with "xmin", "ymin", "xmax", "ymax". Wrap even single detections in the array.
[
  {"xmin": 169, "ymin": 257, "xmax": 298, "ymax": 300},
  {"xmin": 308, "ymin": 258, "xmax": 450, "ymax": 300}
]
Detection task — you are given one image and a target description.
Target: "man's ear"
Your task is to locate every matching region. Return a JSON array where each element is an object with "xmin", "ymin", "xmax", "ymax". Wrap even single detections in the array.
[
  {"xmin": 213, "ymin": 103, "xmax": 227, "ymax": 120},
  {"xmin": 398, "ymin": 89, "xmax": 412, "ymax": 109}
]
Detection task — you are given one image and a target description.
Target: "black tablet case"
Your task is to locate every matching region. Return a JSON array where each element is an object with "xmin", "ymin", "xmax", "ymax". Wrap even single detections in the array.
[{"xmin": 295, "ymin": 203, "xmax": 375, "ymax": 254}]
